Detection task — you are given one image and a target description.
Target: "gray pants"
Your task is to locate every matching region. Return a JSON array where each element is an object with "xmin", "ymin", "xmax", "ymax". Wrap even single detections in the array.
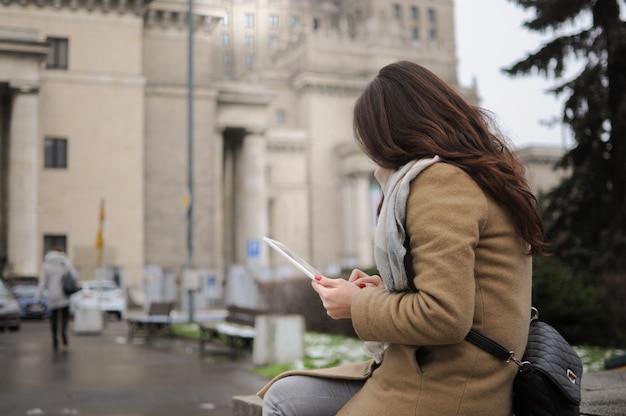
[{"xmin": 262, "ymin": 375, "xmax": 365, "ymax": 416}]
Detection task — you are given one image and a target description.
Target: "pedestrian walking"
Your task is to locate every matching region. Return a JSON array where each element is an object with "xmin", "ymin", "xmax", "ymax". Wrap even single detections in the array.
[{"xmin": 36, "ymin": 247, "xmax": 79, "ymax": 351}]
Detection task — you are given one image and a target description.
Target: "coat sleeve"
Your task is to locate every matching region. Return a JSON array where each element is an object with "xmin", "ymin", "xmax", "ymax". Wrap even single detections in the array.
[{"xmin": 351, "ymin": 163, "xmax": 489, "ymax": 346}]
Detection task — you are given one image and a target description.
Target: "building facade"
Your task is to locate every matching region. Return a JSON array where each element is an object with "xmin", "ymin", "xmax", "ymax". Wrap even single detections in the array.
[{"xmin": 0, "ymin": 0, "xmax": 564, "ymax": 305}]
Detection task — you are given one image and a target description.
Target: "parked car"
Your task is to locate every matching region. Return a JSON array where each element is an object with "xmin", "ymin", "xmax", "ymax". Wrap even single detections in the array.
[
  {"xmin": 70, "ymin": 280, "xmax": 127, "ymax": 320},
  {"xmin": 10, "ymin": 284, "xmax": 49, "ymax": 319},
  {"xmin": 2, "ymin": 275, "xmax": 39, "ymax": 287},
  {"xmin": 0, "ymin": 279, "xmax": 20, "ymax": 331}
]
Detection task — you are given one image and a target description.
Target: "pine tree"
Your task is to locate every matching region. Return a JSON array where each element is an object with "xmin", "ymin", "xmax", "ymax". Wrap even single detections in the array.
[{"xmin": 504, "ymin": 0, "xmax": 626, "ymax": 344}]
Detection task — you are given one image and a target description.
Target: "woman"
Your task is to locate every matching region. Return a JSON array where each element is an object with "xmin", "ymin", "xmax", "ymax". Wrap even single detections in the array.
[
  {"xmin": 260, "ymin": 61, "xmax": 546, "ymax": 415},
  {"xmin": 36, "ymin": 247, "xmax": 78, "ymax": 351}
]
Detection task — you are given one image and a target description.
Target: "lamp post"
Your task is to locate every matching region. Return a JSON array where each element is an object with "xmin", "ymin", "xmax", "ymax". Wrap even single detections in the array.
[{"xmin": 186, "ymin": 0, "xmax": 195, "ymax": 323}]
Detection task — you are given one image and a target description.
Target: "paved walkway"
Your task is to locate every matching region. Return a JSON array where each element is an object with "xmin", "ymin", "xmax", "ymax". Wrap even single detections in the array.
[
  {"xmin": 580, "ymin": 367, "xmax": 626, "ymax": 416},
  {"xmin": 0, "ymin": 318, "xmax": 268, "ymax": 416},
  {"xmin": 5, "ymin": 317, "xmax": 623, "ymax": 416}
]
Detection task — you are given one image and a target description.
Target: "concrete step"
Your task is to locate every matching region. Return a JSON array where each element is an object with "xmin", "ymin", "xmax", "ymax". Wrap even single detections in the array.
[{"xmin": 232, "ymin": 395, "xmax": 262, "ymax": 416}]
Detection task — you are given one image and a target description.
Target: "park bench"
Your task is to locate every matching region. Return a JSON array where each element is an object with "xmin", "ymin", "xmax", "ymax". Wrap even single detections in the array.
[
  {"xmin": 199, "ymin": 305, "xmax": 267, "ymax": 358},
  {"xmin": 127, "ymin": 301, "xmax": 175, "ymax": 343}
]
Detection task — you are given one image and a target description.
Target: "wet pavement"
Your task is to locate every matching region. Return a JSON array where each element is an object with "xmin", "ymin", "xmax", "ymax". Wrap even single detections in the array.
[{"xmin": 0, "ymin": 318, "xmax": 268, "ymax": 416}]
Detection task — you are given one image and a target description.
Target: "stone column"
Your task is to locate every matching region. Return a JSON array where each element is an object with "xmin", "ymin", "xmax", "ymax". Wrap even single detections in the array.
[
  {"xmin": 238, "ymin": 131, "xmax": 267, "ymax": 270},
  {"xmin": 351, "ymin": 172, "xmax": 374, "ymax": 267},
  {"xmin": 222, "ymin": 131, "xmax": 236, "ymax": 266},
  {"xmin": 211, "ymin": 129, "xmax": 225, "ymax": 275},
  {"xmin": 341, "ymin": 177, "xmax": 358, "ymax": 268},
  {"xmin": 342, "ymin": 172, "xmax": 374, "ymax": 269},
  {"xmin": 7, "ymin": 85, "xmax": 40, "ymax": 275}
]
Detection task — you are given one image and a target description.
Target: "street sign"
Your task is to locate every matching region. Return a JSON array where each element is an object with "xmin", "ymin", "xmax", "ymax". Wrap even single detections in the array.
[{"xmin": 247, "ymin": 239, "xmax": 260, "ymax": 258}]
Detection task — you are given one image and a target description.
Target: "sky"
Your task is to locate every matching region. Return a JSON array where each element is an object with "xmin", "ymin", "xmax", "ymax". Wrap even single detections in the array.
[{"xmin": 454, "ymin": 1, "xmax": 574, "ymax": 150}]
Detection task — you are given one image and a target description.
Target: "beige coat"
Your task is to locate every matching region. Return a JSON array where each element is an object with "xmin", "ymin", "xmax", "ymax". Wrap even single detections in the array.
[{"xmin": 258, "ymin": 163, "xmax": 532, "ymax": 415}]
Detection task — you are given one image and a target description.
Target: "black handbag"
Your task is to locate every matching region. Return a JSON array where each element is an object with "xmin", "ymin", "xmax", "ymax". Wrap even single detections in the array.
[
  {"xmin": 465, "ymin": 308, "xmax": 583, "ymax": 416},
  {"xmin": 61, "ymin": 270, "xmax": 80, "ymax": 296}
]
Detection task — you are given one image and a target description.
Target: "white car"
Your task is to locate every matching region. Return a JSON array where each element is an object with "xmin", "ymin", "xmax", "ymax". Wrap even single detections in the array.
[{"xmin": 70, "ymin": 280, "xmax": 127, "ymax": 320}]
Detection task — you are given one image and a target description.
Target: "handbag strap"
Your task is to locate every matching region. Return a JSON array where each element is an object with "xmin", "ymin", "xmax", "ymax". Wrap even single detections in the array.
[
  {"xmin": 465, "ymin": 329, "xmax": 526, "ymax": 368},
  {"xmin": 465, "ymin": 308, "xmax": 538, "ymax": 367},
  {"xmin": 465, "ymin": 329, "xmax": 517, "ymax": 363}
]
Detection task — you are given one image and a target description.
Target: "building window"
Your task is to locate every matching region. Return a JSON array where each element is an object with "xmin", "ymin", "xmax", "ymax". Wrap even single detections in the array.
[
  {"xmin": 312, "ymin": 17, "xmax": 319, "ymax": 30},
  {"xmin": 411, "ymin": 6, "xmax": 419, "ymax": 20},
  {"xmin": 428, "ymin": 8, "xmax": 436, "ymax": 22},
  {"xmin": 393, "ymin": 4, "xmax": 401, "ymax": 18},
  {"xmin": 429, "ymin": 28, "xmax": 437, "ymax": 40},
  {"xmin": 245, "ymin": 13, "xmax": 255, "ymax": 28},
  {"xmin": 268, "ymin": 35, "xmax": 277, "ymax": 48},
  {"xmin": 44, "ymin": 137, "xmax": 67, "ymax": 168},
  {"xmin": 222, "ymin": 13, "xmax": 229, "ymax": 25},
  {"xmin": 223, "ymin": 52, "xmax": 232, "ymax": 65},
  {"xmin": 43, "ymin": 235, "xmax": 67, "ymax": 258},
  {"xmin": 244, "ymin": 54, "xmax": 254, "ymax": 67},
  {"xmin": 276, "ymin": 109, "xmax": 286, "ymax": 124},
  {"xmin": 290, "ymin": 15, "xmax": 298, "ymax": 27},
  {"xmin": 222, "ymin": 33, "xmax": 230, "ymax": 46},
  {"xmin": 411, "ymin": 27, "xmax": 419, "ymax": 40},
  {"xmin": 45, "ymin": 37, "xmax": 69, "ymax": 70},
  {"xmin": 245, "ymin": 35, "xmax": 254, "ymax": 48},
  {"xmin": 268, "ymin": 14, "xmax": 279, "ymax": 29}
]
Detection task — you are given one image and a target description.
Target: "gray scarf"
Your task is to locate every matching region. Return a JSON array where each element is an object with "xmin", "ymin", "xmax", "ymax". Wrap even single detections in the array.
[{"xmin": 363, "ymin": 156, "xmax": 440, "ymax": 362}]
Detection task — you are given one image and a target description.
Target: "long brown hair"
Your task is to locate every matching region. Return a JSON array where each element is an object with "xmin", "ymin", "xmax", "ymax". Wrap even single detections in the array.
[{"xmin": 354, "ymin": 61, "xmax": 546, "ymax": 255}]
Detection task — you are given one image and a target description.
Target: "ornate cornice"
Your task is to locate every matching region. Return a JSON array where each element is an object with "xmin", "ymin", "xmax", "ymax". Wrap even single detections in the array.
[
  {"xmin": 10, "ymin": 83, "xmax": 40, "ymax": 94},
  {"xmin": 145, "ymin": 83, "xmax": 218, "ymax": 99},
  {"xmin": 1, "ymin": 0, "xmax": 225, "ymax": 25},
  {"xmin": 292, "ymin": 72, "xmax": 368, "ymax": 96},
  {"xmin": 517, "ymin": 146, "xmax": 566, "ymax": 166},
  {"xmin": 265, "ymin": 128, "xmax": 308, "ymax": 153},
  {"xmin": 266, "ymin": 140, "xmax": 307, "ymax": 153},
  {"xmin": 144, "ymin": 0, "xmax": 225, "ymax": 31},
  {"xmin": 1, "ymin": 0, "xmax": 150, "ymax": 15},
  {"xmin": 0, "ymin": 39, "xmax": 49, "ymax": 57}
]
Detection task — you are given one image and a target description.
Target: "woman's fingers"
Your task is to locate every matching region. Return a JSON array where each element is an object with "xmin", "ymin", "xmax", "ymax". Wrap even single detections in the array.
[
  {"xmin": 348, "ymin": 269, "xmax": 384, "ymax": 288},
  {"xmin": 348, "ymin": 269, "xmax": 369, "ymax": 283},
  {"xmin": 311, "ymin": 276, "xmax": 360, "ymax": 319}
]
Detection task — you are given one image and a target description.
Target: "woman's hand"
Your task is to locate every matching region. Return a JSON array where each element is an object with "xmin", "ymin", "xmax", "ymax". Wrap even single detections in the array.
[
  {"xmin": 311, "ymin": 275, "xmax": 361, "ymax": 320},
  {"xmin": 348, "ymin": 269, "xmax": 385, "ymax": 289}
]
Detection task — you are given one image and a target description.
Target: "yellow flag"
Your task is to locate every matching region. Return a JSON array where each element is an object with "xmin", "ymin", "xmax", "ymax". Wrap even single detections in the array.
[
  {"xmin": 99, "ymin": 198, "xmax": 105, "ymax": 222},
  {"xmin": 95, "ymin": 198, "xmax": 105, "ymax": 249},
  {"xmin": 95, "ymin": 228, "xmax": 103, "ymax": 249}
]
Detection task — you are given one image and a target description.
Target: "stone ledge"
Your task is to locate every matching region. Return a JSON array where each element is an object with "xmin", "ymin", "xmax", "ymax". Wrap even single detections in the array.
[
  {"xmin": 233, "ymin": 369, "xmax": 626, "ymax": 416},
  {"xmin": 232, "ymin": 395, "xmax": 262, "ymax": 416}
]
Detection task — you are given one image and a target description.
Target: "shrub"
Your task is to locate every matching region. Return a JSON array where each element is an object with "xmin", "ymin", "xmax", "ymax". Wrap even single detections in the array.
[{"xmin": 531, "ymin": 257, "xmax": 613, "ymax": 346}]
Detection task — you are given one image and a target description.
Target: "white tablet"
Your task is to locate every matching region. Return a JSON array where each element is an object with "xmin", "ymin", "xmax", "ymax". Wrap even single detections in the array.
[{"xmin": 263, "ymin": 237, "xmax": 321, "ymax": 279}]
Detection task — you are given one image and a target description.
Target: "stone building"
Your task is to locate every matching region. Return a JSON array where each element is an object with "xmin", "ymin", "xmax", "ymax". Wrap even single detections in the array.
[
  {"xmin": 0, "ymin": 0, "xmax": 564, "ymax": 305},
  {"xmin": 518, "ymin": 145, "xmax": 568, "ymax": 198}
]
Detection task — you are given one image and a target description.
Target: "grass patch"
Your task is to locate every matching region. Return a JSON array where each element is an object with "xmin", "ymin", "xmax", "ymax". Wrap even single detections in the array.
[
  {"xmin": 253, "ymin": 362, "xmax": 295, "ymax": 378},
  {"xmin": 575, "ymin": 346, "xmax": 626, "ymax": 372},
  {"xmin": 253, "ymin": 332, "xmax": 370, "ymax": 378},
  {"xmin": 173, "ymin": 323, "xmax": 201, "ymax": 339}
]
